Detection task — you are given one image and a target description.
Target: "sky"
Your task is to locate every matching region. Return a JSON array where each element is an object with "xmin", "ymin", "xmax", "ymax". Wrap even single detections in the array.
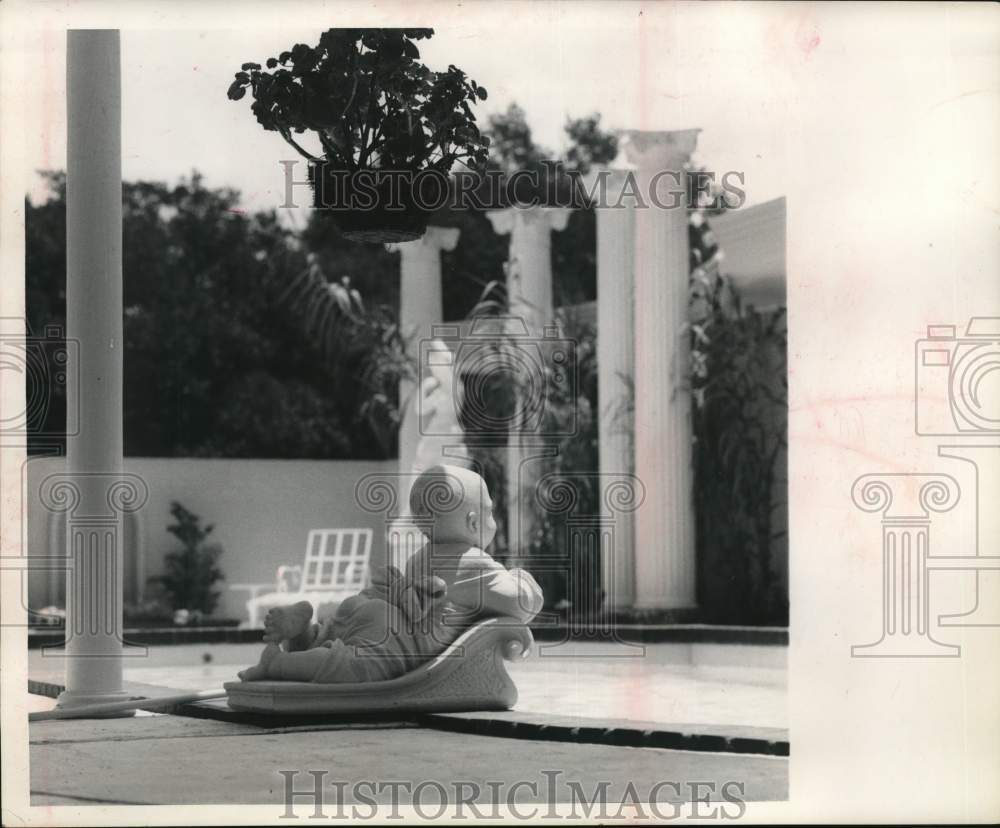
[{"xmin": 21, "ymin": 6, "xmax": 802, "ymax": 224}]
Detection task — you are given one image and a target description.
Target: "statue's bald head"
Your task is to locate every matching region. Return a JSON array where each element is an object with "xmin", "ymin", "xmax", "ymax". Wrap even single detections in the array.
[{"xmin": 409, "ymin": 464, "xmax": 496, "ymax": 546}]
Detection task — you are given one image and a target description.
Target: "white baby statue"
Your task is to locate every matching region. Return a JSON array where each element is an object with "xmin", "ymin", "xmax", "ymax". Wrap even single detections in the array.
[{"xmin": 237, "ymin": 465, "xmax": 543, "ymax": 684}]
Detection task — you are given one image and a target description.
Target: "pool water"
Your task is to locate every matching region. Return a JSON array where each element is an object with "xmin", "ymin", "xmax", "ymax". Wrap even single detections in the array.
[{"xmin": 30, "ymin": 640, "xmax": 786, "ymax": 730}]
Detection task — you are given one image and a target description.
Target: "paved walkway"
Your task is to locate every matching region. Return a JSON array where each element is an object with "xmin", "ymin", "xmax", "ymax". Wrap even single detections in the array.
[
  {"xmin": 28, "ymin": 639, "xmax": 788, "ymax": 808},
  {"xmin": 29, "ymin": 713, "xmax": 787, "ymax": 808}
]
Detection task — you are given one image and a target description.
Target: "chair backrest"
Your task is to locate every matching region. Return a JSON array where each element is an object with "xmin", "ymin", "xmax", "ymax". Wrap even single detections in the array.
[{"xmin": 301, "ymin": 528, "xmax": 373, "ymax": 593}]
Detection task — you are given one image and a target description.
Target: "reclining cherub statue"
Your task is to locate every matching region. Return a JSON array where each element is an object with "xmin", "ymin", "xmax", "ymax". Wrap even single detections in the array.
[{"xmin": 237, "ymin": 465, "xmax": 544, "ymax": 684}]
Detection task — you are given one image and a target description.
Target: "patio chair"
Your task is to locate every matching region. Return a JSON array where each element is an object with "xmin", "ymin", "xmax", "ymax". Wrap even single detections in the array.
[{"xmin": 235, "ymin": 528, "xmax": 373, "ymax": 628}]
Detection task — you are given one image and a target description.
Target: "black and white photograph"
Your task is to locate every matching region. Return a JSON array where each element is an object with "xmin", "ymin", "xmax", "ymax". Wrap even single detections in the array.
[{"xmin": 0, "ymin": 1, "xmax": 997, "ymax": 824}]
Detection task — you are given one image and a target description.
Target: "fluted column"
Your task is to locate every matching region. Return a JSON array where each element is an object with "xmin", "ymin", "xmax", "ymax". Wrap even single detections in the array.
[
  {"xmin": 57, "ymin": 30, "xmax": 132, "ymax": 713},
  {"xmin": 623, "ymin": 129, "xmax": 700, "ymax": 609},
  {"xmin": 486, "ymin": 207, "xmax": 571, "ymax": 556},
  {"xmin": 389, "ymin": 227, "xmax": 460, "ymax": 476},
  {"xmin": 486, "ymin": 207, "xmax": 571, "ymax": 334},
  {"xmin": 595, "ymin": 171, "xmax": 637, "ymax": 610}
]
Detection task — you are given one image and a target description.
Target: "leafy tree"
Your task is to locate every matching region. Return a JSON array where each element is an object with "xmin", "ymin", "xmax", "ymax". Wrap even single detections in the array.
[
  {"xmin": 25, "ymin": 171, "xmax": 407, "ymax": 458},
  {"xmin": 564, "ymin": 113, "xmax": 619, "ymax": 174},
  {"xmin": 486, "ymin": 103, "xmax": 548, "ymax": 174}
]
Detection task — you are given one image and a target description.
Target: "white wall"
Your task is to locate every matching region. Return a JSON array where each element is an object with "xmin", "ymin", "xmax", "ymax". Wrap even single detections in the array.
[
  {"xmin": 709, "ymin": 197, "xmax": 787, "ymax": 310},
  {"xmin": 25, "ymin": 456, "xmax": 397, "ymax": 620}
]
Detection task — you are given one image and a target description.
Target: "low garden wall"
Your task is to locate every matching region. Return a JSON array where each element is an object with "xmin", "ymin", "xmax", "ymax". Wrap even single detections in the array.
[{"xmin": 24, "ymin": 456, "xmax": 396, "ymax": 622}]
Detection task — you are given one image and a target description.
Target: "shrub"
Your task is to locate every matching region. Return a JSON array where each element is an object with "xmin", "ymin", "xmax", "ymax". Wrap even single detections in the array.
[{"xmin": 149, "ymin": 501, "xmax": 225, "ymax": 616}]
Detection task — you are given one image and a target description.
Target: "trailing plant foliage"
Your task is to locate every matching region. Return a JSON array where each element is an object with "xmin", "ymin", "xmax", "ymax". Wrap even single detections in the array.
[
  {"xmin": 689, "ymin": 259, "xmax": 788, "ymax": 626},
  {"xmin": 277, "ymin": 253, "xmax": 413, "ymax": 457},
  {"xmin": 149, "ymin": 501, "xmax": 225, "ymax": 616},
  {"xmin": 458, "ymin": 284, "xmax": 600, "ymax": 618},
  {"xmin": 456, "ymin": 198, "xmax": 787, "ymax": 625},
  {"xmin": 228, "ymin": 28, "xmax": 490, "ymax": 173},
  {"xmin": 525, "ymin": 306, "xmax": 601, "ymax": 621}
]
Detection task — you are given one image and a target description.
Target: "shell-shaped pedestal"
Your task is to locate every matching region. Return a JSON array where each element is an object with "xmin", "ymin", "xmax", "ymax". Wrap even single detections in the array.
[{"xmin": 224, "ymin": 618, "xmax": 533, "ymax": 715}]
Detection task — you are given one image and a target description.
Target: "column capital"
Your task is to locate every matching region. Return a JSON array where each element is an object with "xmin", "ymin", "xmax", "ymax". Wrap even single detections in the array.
[
  {"xmin": 485, "ymin": 206, "xmax": 572, "ymax": 237},
  {"xmin": 388, "ymin": 225, "xmax": 460, "ymax": 259},
  {"xmin": 851, "ymin": 473, "xmax": 961, "ymax": 520},
  {"xmin": 39, "ymin": 472, "xmax": 149, "ymax": 518},
  {"xmin": 620, "ymin": 129, "xmax": 700, "ymax": 171}
]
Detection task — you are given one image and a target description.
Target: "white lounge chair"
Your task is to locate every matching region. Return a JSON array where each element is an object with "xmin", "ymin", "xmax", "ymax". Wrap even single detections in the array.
[{"xmin": 236, "ymin": 528, "xmax": 373, "ymax": 628}]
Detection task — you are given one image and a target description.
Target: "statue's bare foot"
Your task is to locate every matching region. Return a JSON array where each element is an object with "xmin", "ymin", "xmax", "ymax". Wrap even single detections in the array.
[
  {"xmin": 237, "ymin": 642, "xmax": 281, "ymax": 682},
  {"xmin": 262, "ymin": 601, "xmax": 314, "ymax": 643}
]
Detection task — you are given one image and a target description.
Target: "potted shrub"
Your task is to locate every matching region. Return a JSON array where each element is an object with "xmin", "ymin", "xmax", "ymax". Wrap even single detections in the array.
[
  {"xmin": 228, "ymin": 28, "xmax": 491, "ymax": 243},
  {"xmin": 147, "ymin": 501, "xmax": 232, "ymax": 625}
]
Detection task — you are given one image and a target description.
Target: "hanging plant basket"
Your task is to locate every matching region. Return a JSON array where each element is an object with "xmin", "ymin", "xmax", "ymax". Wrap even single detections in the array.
[
  {"xmin": 228, "ymin": 28, "xmax": 490, "ymax": 244},
  {"xmin": 306, "ymin": 164, "xmax": 432, "ymax": 244}
]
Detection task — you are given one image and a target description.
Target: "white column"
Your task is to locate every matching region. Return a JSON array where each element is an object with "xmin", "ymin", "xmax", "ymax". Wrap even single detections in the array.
[
  {"xmin": 57, "ymin": 30, "xmax": 131, "ymax": 712},
  {"xmin": 390, "ymin": 226, "xmax": 460, "ymax": 476},
  {"xmin": 486, "ymin": 207, "xmax": 571, "ymax": 556},
  {"xmin": 487, "ymin": 207, "xmax": 571, "ymax": 336},
  {"xmin": 623, "ymin": 129, "xmax": 700, "ymax": 610},
  {"xmin": 595, "ymin": 171, "xmax": 637, "ymax": 610}
]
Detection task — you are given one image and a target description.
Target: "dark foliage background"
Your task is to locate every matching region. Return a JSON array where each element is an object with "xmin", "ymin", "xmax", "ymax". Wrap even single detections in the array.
[
  {"xmin": 24, "ymin": 104, "xmax": 607, "ymax": 459},
  {"xmin": 24, "ymin": 102, "xmax": 788, "ymax": 625},
  {"xmin": 26, "ymin": 171, "xmax": 405, "ymax": 458}
]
